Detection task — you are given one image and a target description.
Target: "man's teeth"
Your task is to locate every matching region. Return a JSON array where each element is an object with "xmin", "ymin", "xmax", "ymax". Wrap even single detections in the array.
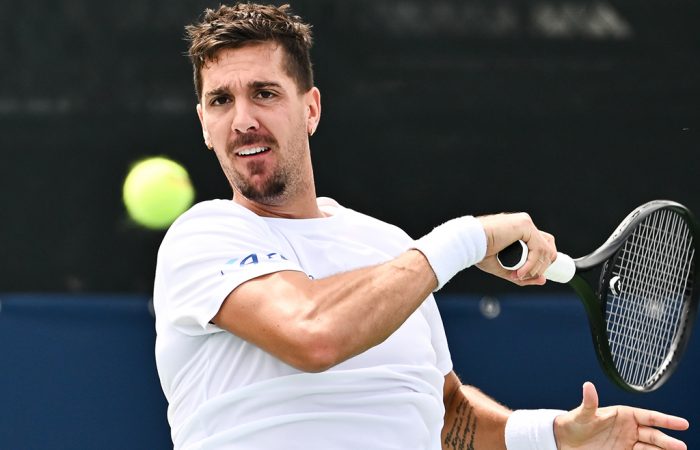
[{"xmin": 237, "ymin": 147, "xmax": 269, "ymax": 156}]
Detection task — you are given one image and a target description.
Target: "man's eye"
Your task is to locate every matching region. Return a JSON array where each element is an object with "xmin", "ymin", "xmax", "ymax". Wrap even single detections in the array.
[
  {"xmin": 211, "ymin": 96, "xmax": 231, "ymax": 106},
  {"xmin": 256, "ymin": 91, "xmax": 276, "ymax": 100}
]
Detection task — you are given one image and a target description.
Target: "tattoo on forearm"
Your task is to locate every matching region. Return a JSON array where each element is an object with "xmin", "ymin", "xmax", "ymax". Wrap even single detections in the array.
[{"xmin": 444, "ymin": 399, "xmax": 477, "ymax": 450}]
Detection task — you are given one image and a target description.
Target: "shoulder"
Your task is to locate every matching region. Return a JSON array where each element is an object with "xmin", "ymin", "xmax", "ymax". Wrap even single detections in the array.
[
  {"xmin": 327, "ymin": 198, "xmax": 412, "ymax": 239},
  {"xmin": 167, "ymin": 200, "xmax": 264, "ymax": 234},
  {"xmin": 175, "ymin": 199, "xmax": 262, "ymax": 224},
  {"xmin": 158, "ymin": 200, "xmax": 272, "ymax": 255},
  {"xmin": 321, "ymin": 197, "xmax": 414, "ymax": 250}
]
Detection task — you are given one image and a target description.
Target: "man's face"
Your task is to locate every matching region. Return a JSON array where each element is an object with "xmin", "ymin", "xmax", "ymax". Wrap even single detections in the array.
[{"xmin": 197, "ymin": 42, "xmax": 320, "ymax": 205}]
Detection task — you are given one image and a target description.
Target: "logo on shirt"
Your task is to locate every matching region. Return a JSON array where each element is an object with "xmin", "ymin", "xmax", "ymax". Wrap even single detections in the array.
[{"xmin": 220, "ymin": 252, "xmax": 289, "ymax": 275}]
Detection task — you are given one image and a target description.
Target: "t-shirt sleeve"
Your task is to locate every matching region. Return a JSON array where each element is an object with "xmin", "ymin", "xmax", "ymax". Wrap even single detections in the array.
[
  {"xmin": 421, "ymin": 294, "xmax": 453, "ymax": 375},
  {"xmin": 154, "ymin": 205, "xmax": 304, "ymax": 336}
]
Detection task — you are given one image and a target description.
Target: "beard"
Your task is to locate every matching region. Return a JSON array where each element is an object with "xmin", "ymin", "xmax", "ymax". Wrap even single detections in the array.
[
  {"xmin": 225, "ymin": 130, "xmax": 306, "ymax": 206},
  {"xmin": 232, "ymin": 160, "xmax": 288, "ymax": 204}
]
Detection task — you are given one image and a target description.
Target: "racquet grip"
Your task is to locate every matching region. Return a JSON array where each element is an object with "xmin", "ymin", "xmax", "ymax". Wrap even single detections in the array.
[{"xmin": 497, "ymin": 240, "xmax": 576, "ymax": 283}]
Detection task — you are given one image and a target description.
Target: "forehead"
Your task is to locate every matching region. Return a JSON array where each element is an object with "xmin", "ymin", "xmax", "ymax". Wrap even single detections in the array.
[{"xmin": 201, "ymin": 42, "xmax": 292, "ymax": 91}]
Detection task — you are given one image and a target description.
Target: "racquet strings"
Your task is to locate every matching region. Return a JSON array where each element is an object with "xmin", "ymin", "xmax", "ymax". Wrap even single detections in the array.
[{"xmin": 605, "ymin": 209, "xmax": 695, "ymax": 389}]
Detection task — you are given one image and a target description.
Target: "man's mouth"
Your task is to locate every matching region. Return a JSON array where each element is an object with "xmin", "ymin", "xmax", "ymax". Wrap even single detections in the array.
[{"xmin": 236, "ymin": 146, "xmax": 271, "ymax": 156}]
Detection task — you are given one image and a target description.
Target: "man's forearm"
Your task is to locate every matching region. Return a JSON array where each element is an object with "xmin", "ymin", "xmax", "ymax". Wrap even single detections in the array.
[
  {"xmin": 303, "ymin": 249, "xmax": 438, "ymax": 364},
  {"xmin": 442, "ymin": 380, "xmax": 511, "ymax": 450}
]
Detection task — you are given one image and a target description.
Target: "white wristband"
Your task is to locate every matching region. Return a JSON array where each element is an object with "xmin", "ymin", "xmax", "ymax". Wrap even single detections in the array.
[
  {"xmin": 412, "ymin": 216, "xmax": 487, "ymax": 291},
  {"xmin": 505, "ymin": 409, "xmax": 566, "ymax": 450}
]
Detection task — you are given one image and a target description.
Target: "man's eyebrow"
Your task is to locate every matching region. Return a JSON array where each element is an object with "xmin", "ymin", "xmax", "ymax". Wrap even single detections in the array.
[
  {"xmin": 204, "ymin": 86, "xmax": 231, "ymax": 99},
  {"xmin": 249, "ymin": 80, "xmax": 283, "ymax": 90},
  {"xmin": 204, "ymin": 81, "xmax": 283, "ymax": 98}
]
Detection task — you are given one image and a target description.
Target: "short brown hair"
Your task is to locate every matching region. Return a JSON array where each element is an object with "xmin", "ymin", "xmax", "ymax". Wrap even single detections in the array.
[{"xmin": 185, "ymin": 3, "xmax": 314, "ymax": 101}]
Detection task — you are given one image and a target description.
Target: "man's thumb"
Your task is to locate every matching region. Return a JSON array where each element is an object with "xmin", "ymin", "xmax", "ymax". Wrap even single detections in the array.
[{"xmin": 579, "ymin": 381, "xmax": 599, "ymax": 418}]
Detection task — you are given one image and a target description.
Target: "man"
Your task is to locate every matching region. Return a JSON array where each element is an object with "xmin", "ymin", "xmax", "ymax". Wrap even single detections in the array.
[{"xmin": 154, "ymin": 3, "xmax": 689, "ymax": 449}]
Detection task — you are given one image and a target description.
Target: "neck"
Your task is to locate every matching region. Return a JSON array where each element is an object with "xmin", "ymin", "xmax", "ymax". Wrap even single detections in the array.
[
  {"xmin": 234, "ymin": 194, "xmax": 324, "ymax": 219},
  {"xmin": 233, "ymin": 178, "xmax": 324, "ymax": 219}
]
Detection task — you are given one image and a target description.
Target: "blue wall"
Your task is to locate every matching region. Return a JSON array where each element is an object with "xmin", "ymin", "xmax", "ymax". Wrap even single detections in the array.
[
  {"xmin": 0, "ymin": 294, "xmax": 697, "ymax": 449},
  {"xmin": 0, "ymin": 295, "xmax": 169, "ymax": 450}
]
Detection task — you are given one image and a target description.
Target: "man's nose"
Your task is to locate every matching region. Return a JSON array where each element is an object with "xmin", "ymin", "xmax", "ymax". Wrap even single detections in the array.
[{"xmin": 232, "ymin": 102, "xmax": 259, "ymax": 133}]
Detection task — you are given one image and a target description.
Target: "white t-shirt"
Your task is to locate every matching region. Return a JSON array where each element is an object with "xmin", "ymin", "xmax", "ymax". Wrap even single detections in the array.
[{"xmin": 154, "ymin": 198, "xmax": 453, "ymax": 450}]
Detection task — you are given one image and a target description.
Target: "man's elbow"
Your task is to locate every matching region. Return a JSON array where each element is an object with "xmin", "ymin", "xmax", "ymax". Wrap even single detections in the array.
[{"xmin": 286, "ymin": 325, "xmax": 344, "ymax": 373}]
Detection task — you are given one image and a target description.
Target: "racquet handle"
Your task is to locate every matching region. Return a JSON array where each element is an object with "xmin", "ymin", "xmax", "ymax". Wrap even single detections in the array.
[{"xmin": 496, "ymin": 240, "xmax": 576, "ymax": 283}]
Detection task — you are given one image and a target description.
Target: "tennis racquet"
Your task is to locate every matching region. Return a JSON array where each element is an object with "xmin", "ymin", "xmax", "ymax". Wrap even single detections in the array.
[{"xmin": 497, "ymin": 200, "xmax": 699, "ymax": 392}]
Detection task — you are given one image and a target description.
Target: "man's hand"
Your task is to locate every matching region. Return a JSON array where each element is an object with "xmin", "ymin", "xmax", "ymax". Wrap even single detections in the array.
[
  {"xmin": 554, "ymin": 382, "xmax": 689, "ymax": 450},
  {"xmin": 476, "ymin": 213, "xmax": 557, "ymax": 286}
]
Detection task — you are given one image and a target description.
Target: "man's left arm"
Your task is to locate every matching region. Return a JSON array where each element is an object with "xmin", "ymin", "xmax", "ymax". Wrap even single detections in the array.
[
  {"xmin": 442, "ymin": 371, "xmax": 690, "ymax": 450},
  {"xmin": 442, "ymin": 370, "xmax": 510, "ymax": 450}
]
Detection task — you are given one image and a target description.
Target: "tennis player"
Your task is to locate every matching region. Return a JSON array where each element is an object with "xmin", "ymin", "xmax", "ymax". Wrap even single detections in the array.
[{"xmin": 153, "ymin": 3, "xmax": 689, "ymax": 449}]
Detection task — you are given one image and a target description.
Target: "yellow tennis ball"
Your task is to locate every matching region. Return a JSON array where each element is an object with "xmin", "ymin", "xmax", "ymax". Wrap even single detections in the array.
[{"xmin": 122, "ymin": 157, "xmax": 195, "ymax": 230}]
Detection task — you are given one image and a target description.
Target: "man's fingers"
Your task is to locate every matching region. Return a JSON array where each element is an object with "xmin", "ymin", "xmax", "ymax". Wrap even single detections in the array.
[
  {"xmin": 631, "ymin": 444, "xmax": 664, "ymax": 450},
  {"xmin": 633, "ymin": 409, "xmax": 690, "ymax": 431},
  {"xmin": 637, "ymin": 426, "xmax": 688, "ymax": 450},
  {"xmin": 542, "ymin": 231, "xmax": 556, "ymax": 245},
  {"xmin": 517, "ymin": 256, "xmax": 548, "ymax": 280},
  {"xmin": 518, "ymin": 230, "xmax": 557, "ymax": 280},
  {"xmin": 509, "ymin": 271, "xmax": 547, "ymax": 286}
]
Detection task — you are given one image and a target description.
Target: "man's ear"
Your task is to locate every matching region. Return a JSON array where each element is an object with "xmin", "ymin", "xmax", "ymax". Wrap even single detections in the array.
[
  {"xmin": 306, "ymin": 87, "xmax": 321, "ymax": 136},
  {"xmin": 196, "ymin": 103, "xmax": 213, "ymax": 149}
]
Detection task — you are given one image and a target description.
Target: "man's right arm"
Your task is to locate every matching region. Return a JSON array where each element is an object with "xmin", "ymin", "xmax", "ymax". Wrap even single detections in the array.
[
  {"xmin": 212, "ymin": 212, "xmax": 556, "ymax": 372},
  {"xmin": 213, "ymin": 249, "xmax": 436, "ymax": 371}
]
